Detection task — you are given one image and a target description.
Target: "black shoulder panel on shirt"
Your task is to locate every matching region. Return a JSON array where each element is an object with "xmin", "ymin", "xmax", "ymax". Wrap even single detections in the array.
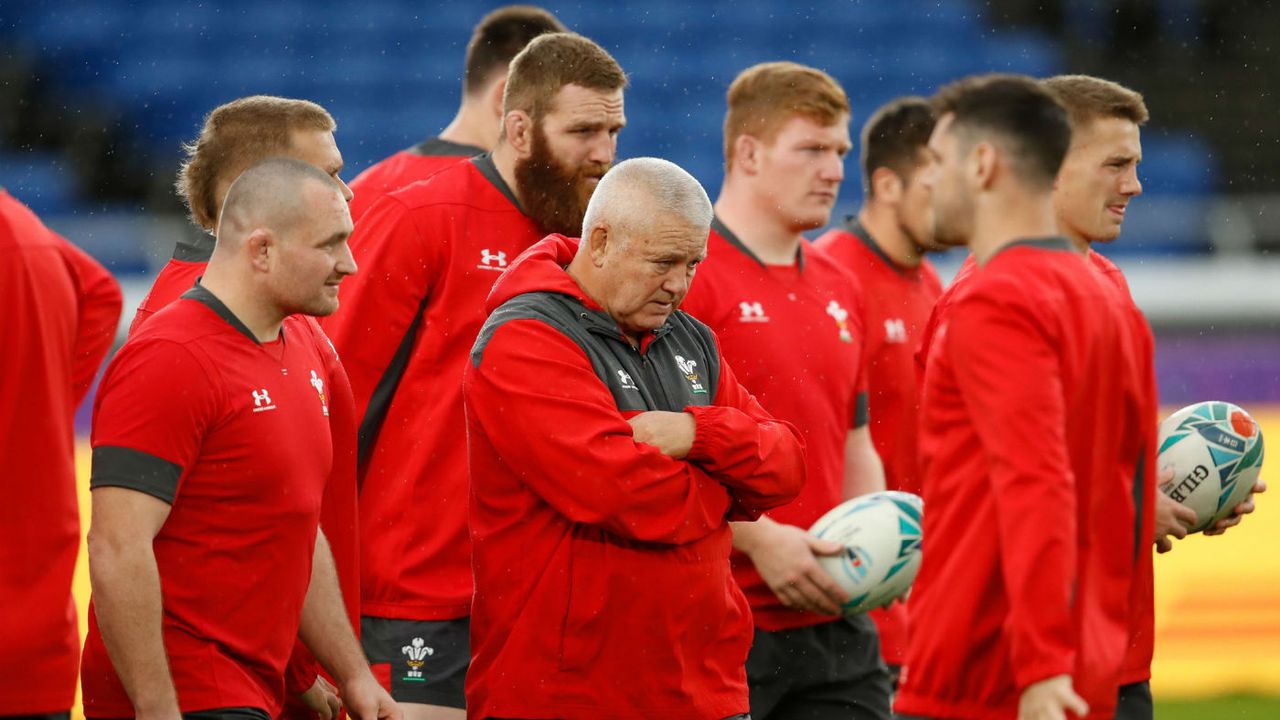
[
  {"xmin": 410, "ymin": 136, "xmax": 486, "ymax": 158},
  {"xmin": 180, "ymin": 283, "xmax": 260, "ymax": 345},
  {"xmin": 357, "ymin": 291, "xmax": 432, "ymax": 471},
  {"xmin": 853, "ymin": 391, "xmax": 870, "ymax": 429},
  {"xmin": 470, "ymin": 153, "xmax": 524, "ymax": 211},
  {"xmin": 91, "ymin": 446, "xmax": 183, "ymax": 504},
  {"xmin": 712, "ymin": 214, "xmax": 804, "ymax": 270}
]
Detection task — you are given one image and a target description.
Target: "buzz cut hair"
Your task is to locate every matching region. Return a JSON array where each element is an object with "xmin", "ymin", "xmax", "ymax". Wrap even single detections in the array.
[
  {"xmin": 932, "ymin": 73, "xmax": 1072, "ymax": 191},
  {"xmin": 463, "ymin": 5, "xmax": 567, "ymax": 96}
]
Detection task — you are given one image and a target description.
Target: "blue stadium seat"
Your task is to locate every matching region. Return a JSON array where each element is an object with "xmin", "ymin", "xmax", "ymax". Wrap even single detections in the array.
[{"xmin": 0, "ymin": 151, "xmax": 79, "ymax": 216}]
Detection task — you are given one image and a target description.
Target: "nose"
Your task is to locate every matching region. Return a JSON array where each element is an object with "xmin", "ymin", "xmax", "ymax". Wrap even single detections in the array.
[
  {"xmin": 661, "ymin": 266, "xmax": 690, "ymax": 298},
  {"xmin": 1121, "ymin": 167, "xmax": 1143, "ymax": 198},
  {"xmin": 337, "ymin": 176, "xmax": 355, "ymax": 203},
  {"xmin": 588, "ymin": 130, "xmax": 616, "ymax": 166},
  {"xmin": 337, "ymin": 240, "xmax": 358, "ymax": 276},
  {"xmin": 821, "ymin": 151, "xmax": 845, "ymax": 183}
]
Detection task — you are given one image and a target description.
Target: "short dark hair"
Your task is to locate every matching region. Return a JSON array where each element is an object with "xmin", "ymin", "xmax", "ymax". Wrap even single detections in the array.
[
  {"xmin": 860, "ymin": 96, "xmax": 935, "ymax": 197},
  {"xmin": 503, "ymin": 33, "xmax": 627, "ymax": 122},
  {"xmin": 1042, "ymin": 74, "xmax": 1149, "ymax": 130},
  {"xmin": 932, "ymin": 73, "xmax": 1071, "ymax": 190},
  {"xmin": 463, "ymin": 5, "xmax": 566, "ymax": 96}
]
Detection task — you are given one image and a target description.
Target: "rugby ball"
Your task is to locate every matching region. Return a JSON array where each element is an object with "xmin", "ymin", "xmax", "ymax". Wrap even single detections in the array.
[
  {"xmin": 808, "ymin": 490, "xmax": 923, "ymax": 616},
  {"xmin": 1157, "ymin": 401, "xmax": 1265, "ymax": 533}
]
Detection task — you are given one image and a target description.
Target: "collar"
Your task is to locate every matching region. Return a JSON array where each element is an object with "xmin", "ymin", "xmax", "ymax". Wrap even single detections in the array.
[
  {"xmin": 710, "ymin": 215, "xmax": 805, "ymax": 271},
  {"xmin": 172, "ymin": 232, "xmax": 216, "ymax": 263},
  {"xmin": 410, "ymin": 136, "xmax": 485, "ymax": 158},
  {"xmin": 180, "ymin": 282, "xmax": 272, "ymax": 345},
  {"xmin": 842, "ymin": 215, "xmax": 912, "ymax": 276},
  {"xmin": 990, "ymin": 236, "xmax": 1074, "ymax": 260},
  {"xmin": 470, "ymin": 153, "xmax": 523, "ymax": 211}
]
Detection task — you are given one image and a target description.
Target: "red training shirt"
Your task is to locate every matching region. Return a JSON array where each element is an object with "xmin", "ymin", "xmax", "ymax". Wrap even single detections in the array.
[
  {"xmin": 680, "ymin": 218, "xmax": 868, "ymax": 632},
  {"xmin": 814, "ymin": 218, "xmax": 942, "ymax": 667},
  {"xmin": 0, "ymin": 190, "xmax": 122, "ymax": 714},
  {"xmin": 129, "ymin": 247, "xmax": 361, "ymax": 713},
  {"xmin": 322, "ymin": 154, "xmax": 545, "ymax": 621},
  {"xmin": 347, "ymin": 137, "xmax": 484, "ymax": 223},
  {"xmin": 897, "ymin": 239, "xmax": 1143, "ymax": 720},
  {"xmin": 83, "ymin": 287, "xmax": 334, "ymax": 717}
]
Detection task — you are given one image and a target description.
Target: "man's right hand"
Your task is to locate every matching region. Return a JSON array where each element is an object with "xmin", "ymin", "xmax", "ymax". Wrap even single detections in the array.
[
  {"xmin": 340, "ymin": 674, "xmax": 401, "ymax": 720},
  {"xmin": 735, "ymin": 517, "xmax": 848, "ymax": 615},
  {"xmin": 1154, "ymin": 469, "xmax": 1197, "ymax": 553},
  {"xmin": 1017, "ymin": 674, "xmax": 1088, "ymax": 720},
  {"xmin": 628, "ymin": 410, "xmax": 696, "ymax": 459}
]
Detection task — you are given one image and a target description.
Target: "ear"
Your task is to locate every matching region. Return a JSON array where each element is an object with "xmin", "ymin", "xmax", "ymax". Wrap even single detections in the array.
[
  {"xmin": 487, "ymin": 75, "xmax": 507, "ymax": 119},
  {"xmin": 971, "ymin": 141, "xmax": 997, "ymax": 191},
  {"xmin": 870, "ymin": 166, "xmax": 904, "ymax": 204},
  {"xmin": 246, "ymin": 229, "xmax": 274, "ymax": 273},
  {"xmin": 504, "ymin": 110, "xmax": 534, "ymax": 158},
  {"xmin": 733, "ymin": 134, "xmax": 762, "ymax": 176},
  {"xmin": 588, "ymin": 224, "xmax": 611, "ymax": 266}
]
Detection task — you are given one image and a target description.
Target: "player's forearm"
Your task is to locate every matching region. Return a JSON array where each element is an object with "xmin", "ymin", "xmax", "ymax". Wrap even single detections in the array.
[
  {"xmin": 298, "ymin": 532, "xmax": 369, "ymax": 689},
  {"xmin": 730, "ymin": 515, "xmax": 776, "ymax": 555},
  {"xmin": 842, "ymin": 427, "xmax": 885, "ymax": 500},
  {"xmin": 87, "ymin": 532, "xmax": 179, "ymax": 716}
]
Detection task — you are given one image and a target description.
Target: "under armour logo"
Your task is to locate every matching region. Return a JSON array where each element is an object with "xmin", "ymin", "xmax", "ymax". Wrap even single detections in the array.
[
  {"xmin": 738, "ymin": 301, "xmax": 768, "ymax": 322},
  {"xmin": 251, "ymin": 388, "xmax": 277, "ymax": 413},
  {"xmin": 884, "ymin": 318, "xmax": 908, "ymax": 344},
  {"xmin": 478, "ymin": 249, "xmax": 508, "ymax": 270}
]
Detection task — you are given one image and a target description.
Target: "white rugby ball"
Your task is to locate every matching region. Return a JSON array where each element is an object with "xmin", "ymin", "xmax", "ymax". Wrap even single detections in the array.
[
  {"xmin": 808, "ymin": 490, "xmax": 923, "ymax": 616},
  {"xmin": 1157, "ymin": 401, "xmax": 1265, "ymax": 533}
]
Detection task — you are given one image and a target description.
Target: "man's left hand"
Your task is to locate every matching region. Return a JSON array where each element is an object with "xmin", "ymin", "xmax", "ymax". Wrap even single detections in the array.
[{"xmin": 299, "ymin": 675, "xmax": 342, "ymax": 720}]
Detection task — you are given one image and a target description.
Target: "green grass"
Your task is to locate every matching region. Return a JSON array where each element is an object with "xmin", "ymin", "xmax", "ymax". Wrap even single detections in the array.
[{"xmin": 1155, "ymin": 695, "xmax": 1280, "ymax": 719}]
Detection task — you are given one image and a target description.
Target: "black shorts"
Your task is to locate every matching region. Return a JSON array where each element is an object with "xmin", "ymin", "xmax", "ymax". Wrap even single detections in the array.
[
  {"xmin": 1114, "ymin": 680, "xmax": 1153, "ymax": 720},
  {"xmin": 362, "ymin": 616, "xmax": 470, "ymax": 708},
  {"xmin": 88, "ymin": 708, "xmax": 268, "ymax": 720},
  {"xmin": 5, "ymin": 714, "xmax": 70, "ymax": 720},
  {"xmin": 746, "ymin": 614, "xmax": 892, "ymax": 720}
]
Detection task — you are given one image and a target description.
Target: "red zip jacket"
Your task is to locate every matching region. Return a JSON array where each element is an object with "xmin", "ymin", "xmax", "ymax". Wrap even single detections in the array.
[
  {"xmin": 463, "ymin": 234, "xmax": 806, "ymax": 719},
  {"xmin": 897, "ymin": 239, "xmax": 1142, "ymax": 720},
  {"xmin": 347, "ymin": 137, "xmax": 483, "ymax": 222},
  {"xmin": 322, "ymin": 155, "xmax": 544, "ymax": 621},
  {"xmin": 0, "ymin": 190, "xmax": 121, "ymax": 714},
  {"xmin": 921, "ymin": 250, "xmax": 1159, "ymax": 690},
  {"xmin": 129, "ymin": 246, "xmax": 360, "ymax": 713}
]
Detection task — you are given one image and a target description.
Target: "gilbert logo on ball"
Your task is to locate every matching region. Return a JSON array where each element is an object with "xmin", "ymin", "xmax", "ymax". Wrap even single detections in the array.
[
  {"xmin": 808, "ymin": 491, "xmax": 923, "ymax": 616},
  {"xmin": 1157, "ymin": 401, "xmax": 1265, "ymax": 534}
]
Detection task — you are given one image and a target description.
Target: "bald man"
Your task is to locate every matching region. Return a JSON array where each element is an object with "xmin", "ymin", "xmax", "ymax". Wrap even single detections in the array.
[
  {"xmin": 82, "ymin": 159, "xmax": 398, "ymax": 720},
  {"xmin": 463, "ymin": 157, "xmax": 805, "ymax": 719}
]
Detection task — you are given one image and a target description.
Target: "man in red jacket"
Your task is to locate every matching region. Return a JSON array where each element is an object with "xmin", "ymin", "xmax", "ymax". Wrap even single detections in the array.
[
  {"xmin": 813, "ymin": 96, "xmax": 943, "ymax": 684},
  {"xmin": 678, "ymin": 62, "xmax": 892, "ymax": 719},
  {"xmin": 464, "ymin": 156, "xmax": 805, "ymax": 719},
  {"xmin": 322, "ymin": 32, "xmax": 627, "ymax": 719},
  {"xmin": 0, "ymin": 190, "xmax": 121, "ymax": 720},
  {"xmin": 83, "ymin": 159, "xmax": 395, "ymax": 720},
  {"xmin": 129, "ymin": 95, "xmax": 360, "ymax": 719},
  {"xmin": 347, "ymin": 5, "xmax": 565, "ymax": 221},
  {"xmin": 896, "ymin": 75, "xmax": 1142, "ymax": 720}
]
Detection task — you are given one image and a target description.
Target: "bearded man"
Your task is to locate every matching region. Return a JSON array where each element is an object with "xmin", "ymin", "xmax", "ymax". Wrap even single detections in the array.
[{"xmin": 320, "ymin": 32, "xmax": 626, "ymax": 720}]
